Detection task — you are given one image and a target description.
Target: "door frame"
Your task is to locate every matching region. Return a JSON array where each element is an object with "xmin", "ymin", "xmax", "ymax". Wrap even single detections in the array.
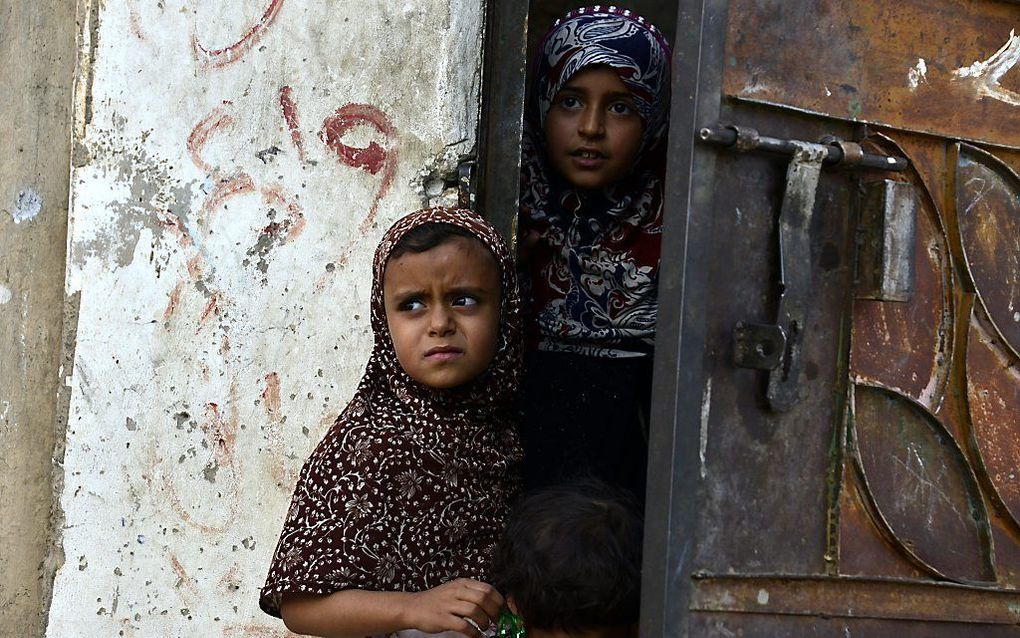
[{"xmin": 641, "ymin": 0, "xmax": 730, "ymax": 635}]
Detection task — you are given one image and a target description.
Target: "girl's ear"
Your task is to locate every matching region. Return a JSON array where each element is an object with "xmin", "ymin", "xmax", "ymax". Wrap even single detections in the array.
[{"xmin": 506, "ymin": 596, "xmax": 520, "ymax": 616}]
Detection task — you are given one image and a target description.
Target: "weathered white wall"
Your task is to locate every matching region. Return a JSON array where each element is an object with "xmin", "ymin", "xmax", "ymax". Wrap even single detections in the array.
[{"xmin": 47, "ymin": 0, "xmax": 484, "ymax": 635}]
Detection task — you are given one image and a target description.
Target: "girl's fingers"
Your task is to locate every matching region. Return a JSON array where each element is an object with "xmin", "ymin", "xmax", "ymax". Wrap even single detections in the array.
[
  {"xmin": 449, "ymin": 600, "xmax": 492, "ymax": 628},
  {"xmin": 457, "ymin": 582, "xmax": 503, "ymax": 619}
]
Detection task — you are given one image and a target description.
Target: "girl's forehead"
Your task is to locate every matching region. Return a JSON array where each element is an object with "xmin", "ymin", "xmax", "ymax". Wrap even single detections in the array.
[{"xmin": 383, "ymin": 236, "xmax": 500, "ymax": 286}]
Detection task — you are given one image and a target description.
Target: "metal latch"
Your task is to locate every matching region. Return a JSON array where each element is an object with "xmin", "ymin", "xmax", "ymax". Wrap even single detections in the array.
[{"xmin": 701, "ymin": 124, "xmax": 909, "ymax": 411}]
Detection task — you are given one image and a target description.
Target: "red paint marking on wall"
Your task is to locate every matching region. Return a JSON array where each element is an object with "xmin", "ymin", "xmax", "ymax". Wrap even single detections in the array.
[
  {"xmin": 192, "ymin": 0, "xmax": 285, "ymax": 69},
  {"xmin": 320, "ymin": 103, "xmax": 398, "ymax": 179},
  {"xmin": 261, "ymin": 183, "xmax": 306, "ymax": 241},
  {"xmin": 169, "ymin": 553, "xmax": 200, "ymax": 600},
  {"xmin": 128, "ymin": 1, "xmax": 146, "ymax": 41},
  {"xmin": 161, "ymin": 384, "xmax": 240, "ymax": 534},
  {"xmin": 202, "ymin": 174, "xmax": 257, "ymax": 227},
  {"xmin": 162, "ymin": 282, "xmax": 184, "ymax": 324},
  {"xmin": 187, "ymin": 106, "xmax": 234, "ymax": 173},
  {"xmin": 279, "ymin": 86, "xmax": 306, "ymax": 162},
  {"xmin": 262, "ymin": 372, "xmax": 281, "ymax": 419},
  {"xmin": 197, "ymin": 292, "xmax": 222, "ymax": 332},
  {"xmin": 317, "ymin": 104, "xmax": 399, "ymax": 288}
]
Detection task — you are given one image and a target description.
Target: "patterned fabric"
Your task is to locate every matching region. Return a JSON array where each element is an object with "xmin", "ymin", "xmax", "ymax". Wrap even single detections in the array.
[
  {"xmin": 260, "ymin": 207, "xmax": 523, "ymax": 618},
  {"xmin": 520, "ymin": 6, "xmax": 671, "ymax": 358}
]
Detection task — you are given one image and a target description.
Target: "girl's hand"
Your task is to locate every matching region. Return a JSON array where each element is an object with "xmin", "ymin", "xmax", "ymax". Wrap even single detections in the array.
[{"xmin": 405, "ymin": 578, "xmax": 504, "ymax": 636}]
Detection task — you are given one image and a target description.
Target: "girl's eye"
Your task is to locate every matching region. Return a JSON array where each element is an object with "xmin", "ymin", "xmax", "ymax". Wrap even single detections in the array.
[
  {"xmin": 558, "ymin": 95, "xmax": 582, "ymax": 110},
  {"xmin": 609, "ymin": 101, "xmax": 635, "ymax": 115},
  {"xmin": 399, "ymin": 298, "xmax": 425, "ymax": 311},
  {"xmin": 452, "ymin": 295, "xmax": 479, "ymax": 307}
]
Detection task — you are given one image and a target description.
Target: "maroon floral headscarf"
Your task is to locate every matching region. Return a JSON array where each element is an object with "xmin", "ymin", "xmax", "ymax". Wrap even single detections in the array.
[{"xmin": 260, "ymin": 207, "xmax": 523, "ymax": 618}]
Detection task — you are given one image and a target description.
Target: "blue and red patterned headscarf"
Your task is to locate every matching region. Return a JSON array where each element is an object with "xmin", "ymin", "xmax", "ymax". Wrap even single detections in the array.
[
  {"xmin": 534, "ymin": 5, "xmax": 672, "ymax": 155},
  {"xmin": 520, "ymin": 6, "xmax": 672, "ymax": 358}
]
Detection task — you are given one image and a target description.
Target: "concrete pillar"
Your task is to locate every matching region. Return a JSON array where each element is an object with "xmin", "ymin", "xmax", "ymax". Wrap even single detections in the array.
[{"xmin": 0, "ymin": 0, "xmax": 76, "ymax": 635}]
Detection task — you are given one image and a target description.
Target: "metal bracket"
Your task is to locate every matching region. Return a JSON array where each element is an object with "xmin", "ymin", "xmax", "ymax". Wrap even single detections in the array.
[
  {"xmin": 734, "ymin": 322, "xmax": 787, "ymax": 370},
  {"xmin": 856, "ymin": 179, "xmax": 917, "ymax": 302},
  {"xmin": 765, "ymin": 141, "xmax": 828, "ymax": 411},
  {"xmin": 708, "ymin": 123, "xmax": 912, "ymax": 411}
]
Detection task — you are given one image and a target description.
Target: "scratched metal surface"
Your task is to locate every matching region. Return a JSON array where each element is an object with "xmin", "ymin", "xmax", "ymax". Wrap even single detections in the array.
[
  {"xmin": 665, "ymin": 0, "xmax": 1020, "ymax": 633},
  {"xmin": 723, "ymin": 0, "xmax": 1020, "ymax": 150}
]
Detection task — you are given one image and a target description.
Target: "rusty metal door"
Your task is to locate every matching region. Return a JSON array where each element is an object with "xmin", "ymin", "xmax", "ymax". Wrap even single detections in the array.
[{"xmin": 644, "ymin": 1, "xmax": 1020, "ymax": 635}]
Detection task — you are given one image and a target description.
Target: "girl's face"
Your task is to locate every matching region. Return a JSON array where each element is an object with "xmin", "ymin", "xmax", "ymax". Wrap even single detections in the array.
[
  {"xmin": 383, "ymin": 236, "xmax": 502, "ymax": 389},
  {"xmin": 543, "ymin": 65, "xmax": 644, "ymax": 191}
]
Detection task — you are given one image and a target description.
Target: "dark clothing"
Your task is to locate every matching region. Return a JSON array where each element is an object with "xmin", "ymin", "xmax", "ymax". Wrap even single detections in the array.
[{"xmin": 518, "ymin": 349, "xmax": 651, "ymax": 503}]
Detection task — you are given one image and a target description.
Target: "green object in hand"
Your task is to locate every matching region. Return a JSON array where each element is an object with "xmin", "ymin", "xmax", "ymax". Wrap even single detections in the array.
[{"xmin": 496, "ymin": 609, "xmax": 525, "ymax": 638}]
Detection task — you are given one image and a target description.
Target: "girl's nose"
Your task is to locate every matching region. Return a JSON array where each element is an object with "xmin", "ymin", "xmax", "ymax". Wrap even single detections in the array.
[
  {"xmin": 428, "ymin": 306, "xmax": 455, "ymax": 336},
  {"xmin": 578, "ymin": 106, "xmax": 604, "ymax": 138}
]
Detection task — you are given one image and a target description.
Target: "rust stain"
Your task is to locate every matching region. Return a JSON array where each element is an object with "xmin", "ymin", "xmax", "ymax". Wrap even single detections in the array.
[
  {"xmin": 966, "ymin": 310, "xmax": 1020, "ymax": 530},
  {"xmin": 191, "ymin": 0, "xmax": 286, "ymax": 69}
]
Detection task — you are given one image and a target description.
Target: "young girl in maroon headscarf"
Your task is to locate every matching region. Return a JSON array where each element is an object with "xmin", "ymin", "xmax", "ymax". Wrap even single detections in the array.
[
  {"xmin": 261, "ymin": 207, "xmax": 522, "ymax": 637},
  {"xmin": 518, "ymin": 7, "xmax": 672, "ymax": 502}
]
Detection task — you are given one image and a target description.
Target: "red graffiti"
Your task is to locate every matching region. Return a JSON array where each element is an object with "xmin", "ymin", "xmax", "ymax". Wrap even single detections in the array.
[
  {"xmin": 262, "ymin": 372, "xmax": 281, "ymax": 418},
  {"xmin": 279, "ymin": 86, "xmax": 305, "ymax": 162},
  {"xmin": 187, "ymin": 105, "xmax": 234, "ymax": 173},
  {"xmin": 163, "ymin": 385, "xmax": 240, "ymax": 534},
  {"xmin": 320, "ymin": 103, "xmax": 397, "ymax": 179},
  {"xmin": 316, "ymin": 104, "xmax": 399, "ymax": 286},
  {"xmin": 192, "ymin": 0, "xmax": 286, "ymax": 69},
  {"xmin": 202, "ymin": 174, "xmax": 257, "ymax": 226},
  {"xmin": 261, "ymin": 183, "xmax": 306, "ymax": 241},
  {"xmin": 162, "ymin": 282, "xmax": 184, "ymax": 324}
]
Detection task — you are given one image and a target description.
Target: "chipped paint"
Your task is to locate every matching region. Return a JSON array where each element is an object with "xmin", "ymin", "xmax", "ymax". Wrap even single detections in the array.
[
  {"xmin": 699, "ymin": 377, "xmax": 712, "ymax": 479},
  {"xmin": 12, "ymin": 188, "xmax": 42, "ymax": 223},
  {"xmin": 0, "ymin": 283, "xmax": 12, "ymax": 305},
  {"xmin": 953, "ymin": 30, "xmax": 1020, "ymax": 106},
  {"xmin": 907, "ymin": 58, "xmax": 928, "ymax": 90}
]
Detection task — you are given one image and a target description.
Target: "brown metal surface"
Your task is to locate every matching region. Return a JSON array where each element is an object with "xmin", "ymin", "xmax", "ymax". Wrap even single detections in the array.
[
  {"xmin": 724, "ymin": 0, "xmax": 1020, "ymax": 150},
  {"xmin": 850, "ymin": 136, "xmax": 953, "ymax": 408},
  {"xmin": 691, "ymin": 575, "xmax": 1020, "ymax": 624},
  {"xmin": 956, "ymin": 143, "xmax": 1020, "ymax": 358},
  {"xmin": 851, "ymin": 384, "xmax": 995, "ymax": 582},
  {"xmin": 654, "ymin": 0, "xmax": 1020, "ymax": 633},
  {"xmin": 966, "ymin": 308, "xmax": 1020, "ymax": 530}
]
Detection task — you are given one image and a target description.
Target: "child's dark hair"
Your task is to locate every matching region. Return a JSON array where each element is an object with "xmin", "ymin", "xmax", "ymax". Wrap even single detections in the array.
[
  {"xmin": 388, "ymin": 222, "xmax": 480, "ymax": 261},
  {"xmin": 493, "ymin": 479, "xmax": 644, "ymax": 632}
]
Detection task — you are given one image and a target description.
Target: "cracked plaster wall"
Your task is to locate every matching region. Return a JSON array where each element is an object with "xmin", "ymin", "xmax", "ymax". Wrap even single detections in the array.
[{"xmin": 45, "ymin": 0, "xmax": 485, "ymax": 635}]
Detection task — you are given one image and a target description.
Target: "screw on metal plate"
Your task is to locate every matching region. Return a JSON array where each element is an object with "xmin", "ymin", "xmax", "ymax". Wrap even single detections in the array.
[{"xmin": 734, "ymin": 322, "xmax": 788, "ymax": 371}]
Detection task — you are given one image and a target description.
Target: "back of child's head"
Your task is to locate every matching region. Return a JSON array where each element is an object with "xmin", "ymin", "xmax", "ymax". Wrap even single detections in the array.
[{"xmin": 493, "ymin": 479, "xmax": 643, "ymax": 634}]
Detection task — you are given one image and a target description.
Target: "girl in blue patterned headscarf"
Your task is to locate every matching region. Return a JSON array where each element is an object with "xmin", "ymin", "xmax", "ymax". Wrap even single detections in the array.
[{"xmin": 518, "ymin": 6, "xmax": 671, "ymax": 502}]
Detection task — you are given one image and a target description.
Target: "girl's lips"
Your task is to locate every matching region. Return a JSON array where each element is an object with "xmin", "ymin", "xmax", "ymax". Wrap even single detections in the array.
[
  {"xmin": 570, "ymin": 154, "xmax": 607, "ymax": 169},
  {"xmin": 425, "ymin": 346, "xmax": 464, "ymax": 361}
]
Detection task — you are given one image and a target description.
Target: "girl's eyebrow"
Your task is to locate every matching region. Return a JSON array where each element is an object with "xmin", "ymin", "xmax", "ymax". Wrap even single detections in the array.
[
  {"xmin": 559, "ymin": 85, "xmax": 635, "ymax": 101},
  {"xmin": 447, "ymin": 285, "xmax": 492, "ymax": 297}
]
